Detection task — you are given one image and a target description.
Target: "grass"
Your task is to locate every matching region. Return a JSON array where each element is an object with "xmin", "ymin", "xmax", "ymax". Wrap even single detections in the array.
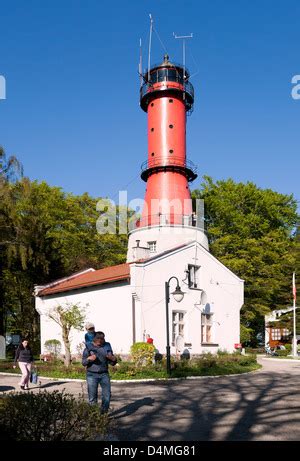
[{"xmin": 0, "ymin": 354, "xmax": 260, "ymax": 380}]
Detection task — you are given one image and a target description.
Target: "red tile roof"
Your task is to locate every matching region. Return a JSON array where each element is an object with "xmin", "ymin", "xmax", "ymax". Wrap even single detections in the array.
[{"xmin": 37, "ymin": 263, "xmax": 130, "ymax": 296}]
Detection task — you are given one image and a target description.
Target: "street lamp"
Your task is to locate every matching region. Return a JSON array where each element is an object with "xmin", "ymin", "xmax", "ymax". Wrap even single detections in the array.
[{"xmin": 165, "ymin": 276, "xmax": 185, "ymax": 375}]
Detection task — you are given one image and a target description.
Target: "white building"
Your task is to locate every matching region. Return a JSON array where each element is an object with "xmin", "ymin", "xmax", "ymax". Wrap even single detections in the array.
[{"xmin": 35, "ymin": 234, "xmax": 244, "ymax": 356}]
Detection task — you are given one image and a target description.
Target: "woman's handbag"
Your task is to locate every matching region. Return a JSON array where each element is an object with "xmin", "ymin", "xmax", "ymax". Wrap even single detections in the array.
[{"xmin": 30, "ymin": 366, "xmax": 38, "ymax": 384}]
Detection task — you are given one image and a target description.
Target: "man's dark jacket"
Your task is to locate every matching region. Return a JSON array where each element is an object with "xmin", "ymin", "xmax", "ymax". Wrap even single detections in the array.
[{"xmin": 82, "ymin": 341, "xmax": 116, "ymax": 374}]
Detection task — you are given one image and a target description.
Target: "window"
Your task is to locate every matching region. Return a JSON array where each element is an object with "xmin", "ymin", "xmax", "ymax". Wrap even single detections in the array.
[
  {"xmin": 149, "ymin": 71, "xmax": 157, "ymax": 84},
  {"xmin": 201, "ymin": 314, "xmax": 213, "ymax": 344},
  {"xmin": 188, "ymin": 265, "xmax": 200, "ymax": 289},
  {"xmin": 167, "ymin": 70, "xmax": 177, "ymax": 82},
  {"xmin": 271, "ymin": 329, "xmax": 281, "ymax": 340},
  {"xmin": 282, "ymin": 329, "xmax": 290, "ymax": 340},
  {"xmin": 172, "ymin": 311, "xmax": 185, "ymax": 345},
  {"xmin": 158, "ymin": 69, "xmax": 167, "ymax": 82},
  {"xmin": 147, "ymin": 241, "xmax": 157, "ymax": 253}
]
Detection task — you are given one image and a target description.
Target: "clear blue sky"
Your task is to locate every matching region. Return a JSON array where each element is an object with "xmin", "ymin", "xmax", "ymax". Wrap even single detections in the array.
[{"xmin": 0, "ymin": 0, "xmax": 299, "ymax": 208}]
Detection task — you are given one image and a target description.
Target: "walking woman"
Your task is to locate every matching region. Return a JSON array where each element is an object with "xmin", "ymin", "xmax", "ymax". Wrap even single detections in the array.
[{"xmin": 13, "ymin": 338, "xmax": 34, "ymax": 390}]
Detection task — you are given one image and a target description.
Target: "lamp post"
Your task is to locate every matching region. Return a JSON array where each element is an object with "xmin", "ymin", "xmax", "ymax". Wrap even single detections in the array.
[{"xmin": 165, "ymin": 276, "xmax": 185, "ymax": 375}]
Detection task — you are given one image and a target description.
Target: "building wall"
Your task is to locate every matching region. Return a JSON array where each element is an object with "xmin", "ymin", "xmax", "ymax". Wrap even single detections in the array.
[
  {"xmin": 36, "ymin": 243, "xmax": 243, "ymax": 357},
  {"xmin": 131, "ymin": 242, "xmax": 244, "ymax": 355},
  {"xmin": 127, "ymin": 226, "xmax": 208, "ymax": 262},
  {"xmin": 35, "ymin": 281, "xmax": 132, "ymax": 355}
]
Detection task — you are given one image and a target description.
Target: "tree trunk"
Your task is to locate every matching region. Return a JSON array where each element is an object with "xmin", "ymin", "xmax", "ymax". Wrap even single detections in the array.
[
  {"xmin": 62, "ymin": 327, "xmax": 71, "ymax": 367},
  {"xmin": 0, "ymin": 275, "xmax": 5, "ymax": 336}
]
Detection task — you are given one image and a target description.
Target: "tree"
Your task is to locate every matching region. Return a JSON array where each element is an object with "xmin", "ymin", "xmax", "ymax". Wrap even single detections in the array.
[
  {"xmin": 0, "ymin": 146, "xmax": 23, "ymax": 184},
  {"xmin": 47, "ymin": 303, "xmax": 86, "ymax": 367},
  {"xmin": 1, "ymin": 178, "xmax": 128, "ymax": 342},
  {"xmin": 192, "ymin": 176, "xmax": 299, "ymax": 342},
  {"xmin": 240, "ymin": 324, "xmax": 254, "ymax": 345},
  {"xmin": 0, "ymin": 146, "xmax": 23, "ymax": 336},
  {"xmin": 44, "ymin": 339, "xmax": 62, "ymax": 357}
]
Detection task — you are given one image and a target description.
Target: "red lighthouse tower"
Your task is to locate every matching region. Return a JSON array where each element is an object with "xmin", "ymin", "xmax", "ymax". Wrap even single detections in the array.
[
  {"xmin": 139, "ymin": 54, "xmax": 197, "ymax": 227},
  {"xmin": 127, "ymin": 54, "xmax": 208, "ymax": 261}
]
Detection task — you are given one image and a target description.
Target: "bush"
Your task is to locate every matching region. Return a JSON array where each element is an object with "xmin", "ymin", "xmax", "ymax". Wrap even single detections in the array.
[
  {"xmin": 217, "ymin": 349, "xmax": 229, "ymax": 356},
  {"xmin": 130, "ymin": 342, "xmax": 155, "ymax": 367},
  {"xmin": 194, "ymin": 353, "xmax": 217, "ymax": 368},
  {"xmin": 0, "ymin": 390, "xmax": 108, "ymax": 441},
  {"xmin": 284, "ymin": 344, "xmax": 292, "ymax": 353},
  {"xmin": 245, "ymin": 347, "xmax": 265, "ymax": 355},
  {"xmin": 44, "ymin": 339, "xmax": 62, "ymax": 357},
  {"xmin": 111, "ymin": 361, "xmax": 136, "ymax": 375},
  {"xmin": 237, "ymin": 355, "xmax": 257, "ymax": 366},
  {"xmin": 276, "ymin": 349, "xmax": 289, "ymax": 357}
]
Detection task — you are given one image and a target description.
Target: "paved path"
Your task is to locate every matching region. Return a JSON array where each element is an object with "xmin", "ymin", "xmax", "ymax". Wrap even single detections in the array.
[{"xmin": 1, "ymin": 358, "xmax": 299, "ymax": 441}]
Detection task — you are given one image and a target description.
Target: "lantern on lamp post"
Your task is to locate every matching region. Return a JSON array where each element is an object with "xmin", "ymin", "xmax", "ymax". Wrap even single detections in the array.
[{"xmin": 165, "ymin": 276, "xmax": 185, "ymax": 375}]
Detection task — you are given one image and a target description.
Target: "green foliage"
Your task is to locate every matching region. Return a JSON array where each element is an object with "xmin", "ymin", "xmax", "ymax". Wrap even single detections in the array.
[
  {"xmin": 130, "ymin": 342, "xmax": 155, "ymax": 367},
  {"xmin": 0, "ymin": 172, "xmax": 128, "ymax": 341},
  {"xmin": 0, "ymin": 353, "xmax": 259, "ymax": 379},
  {"xmin": 192, "ymin": 176, "xmax": 299, "ymax": 341},
  {"xmin": 240, "ymin": 324, "xmax": 254, "ymax": 345},
  {"xmin": 49, "ymin": 303, "xmax": 86, "ymax": 332},
  {"xmin": 44, "ymin": 339, "xmax": 62, "ymax": 356},
  {"xmin": 245, "ymin": 347, "xmax": 265, "ymax": 355},
  {"xmin": 276, "ymin": 349, "xmax": 289, "ymax": 357},
  {"xmin": 171, "ymin": 353, "xmax": 258, "ymax": 376},
  {"xmin": 284, "ymin": 343, "xmax": 292, "ymax": 353},
  {"xmin": 0, "ymin": 390, "xmax": 108, "ymax": 440},
  {"xmin": 0, "ymin": 146, "xmax": 23, "ymax": 183}
]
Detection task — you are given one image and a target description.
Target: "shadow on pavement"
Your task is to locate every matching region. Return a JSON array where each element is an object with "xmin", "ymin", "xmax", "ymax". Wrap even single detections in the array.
[
  {"xmin": 110, "ymin": 397, "xmax": 155, "ymax": 419},
  {"xmin": 0, "ymin": 385, "xmax": 15, "ymax": 392},
  {"xmin": 112, "ymin": 369, "xmax": 300, "ymax": 441},
  {"xmin": 39, "ymin": 381, "xmax": 68, "ymax": 389}
]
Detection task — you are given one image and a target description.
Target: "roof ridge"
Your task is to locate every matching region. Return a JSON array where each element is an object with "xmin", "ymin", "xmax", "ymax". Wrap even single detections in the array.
[
  {"xmin": 36, "ymin": 263, "xmax": 130, "ymax": 297},
  {"xmin": 34, "ymin": 268, "xmax": 95, "ymax": 295}
]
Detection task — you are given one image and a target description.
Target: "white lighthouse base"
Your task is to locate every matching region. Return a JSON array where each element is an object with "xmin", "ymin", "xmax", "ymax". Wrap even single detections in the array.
[{"xmin": 126, "ymin": 225, "xmax": 209, "ymax": 262}]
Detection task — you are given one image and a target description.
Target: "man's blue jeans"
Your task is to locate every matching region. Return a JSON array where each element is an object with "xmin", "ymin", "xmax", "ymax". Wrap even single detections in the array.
[{"xmin": 86, "ymin": 372, "xmax": 111, "ymax": 413}]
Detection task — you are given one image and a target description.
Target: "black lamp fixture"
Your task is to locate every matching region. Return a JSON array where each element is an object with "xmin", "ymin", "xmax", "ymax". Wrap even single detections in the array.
[{"xmin": 165, "ymin": 276, "xmax": 185, "ymax": 375}]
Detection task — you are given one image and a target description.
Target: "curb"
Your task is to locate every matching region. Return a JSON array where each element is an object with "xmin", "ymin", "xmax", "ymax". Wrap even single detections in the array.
[
  {"xmin": 259, "ymin": 357, "xmax": 300, "ymax": 363},
  {"xmin": 0, "ymin": 367, "xmax": 261, "ymax": 384}
]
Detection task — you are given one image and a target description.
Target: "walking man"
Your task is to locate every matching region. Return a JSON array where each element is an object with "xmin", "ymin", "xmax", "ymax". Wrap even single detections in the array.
[{"xmin": 82, "ymin": 331, "xmax": 117, "ymax": 413}]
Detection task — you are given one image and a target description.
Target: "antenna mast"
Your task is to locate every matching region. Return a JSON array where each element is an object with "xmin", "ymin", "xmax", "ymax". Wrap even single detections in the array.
[
  {"xmin": 173, "ymin": 32, "xmax": 193, "ymax": 80},
  {"xmin": 139, "ymin": 38, "xmax": 143, "ymax": 88},
  {"xmin": 148, "ymin": 14, "xmax": 153, "ymax": 82}
]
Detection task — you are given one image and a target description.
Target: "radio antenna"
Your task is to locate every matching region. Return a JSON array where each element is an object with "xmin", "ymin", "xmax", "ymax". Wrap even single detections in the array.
[
  {"xmin": 173, "ymin": 32, "xmax": 193, "ymax": 80},
  {"xmin": 139, "ymin": 38, "xmax": 143, "ymax": 88},
  {"xmin": 148, "ymin": 14, "xmax": 153, "ymax": 82}
]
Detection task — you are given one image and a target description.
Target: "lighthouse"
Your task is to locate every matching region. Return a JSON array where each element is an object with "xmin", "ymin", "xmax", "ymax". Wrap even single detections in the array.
[
  {"xmin": 127, "ymin": 54, "xmax": 208, "ymax": 261},
  {"xmin": 36, "ymin": 51, "xmax": 244, "ymax": 358}
]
